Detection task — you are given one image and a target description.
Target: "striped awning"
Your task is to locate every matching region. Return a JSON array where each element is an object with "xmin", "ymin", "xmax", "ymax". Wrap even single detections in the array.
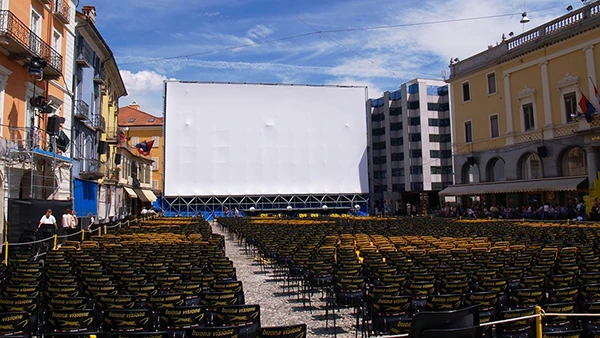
[
  {"xmin": 439, "ymin": 176, "xmax": 587, "ymax": 196},
  {"xmin": 134, "ymin": 189, "xmax": 157, "ymax": 202}
]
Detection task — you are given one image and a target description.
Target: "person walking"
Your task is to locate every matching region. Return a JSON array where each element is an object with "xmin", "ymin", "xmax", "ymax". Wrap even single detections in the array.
[
  {"xmin": 61, "ymin": 208, "xmax": 73, "ymax": 237},
  {"xmin": 38, "ymin": 209, "xmax": 57, "ymax": 237}
]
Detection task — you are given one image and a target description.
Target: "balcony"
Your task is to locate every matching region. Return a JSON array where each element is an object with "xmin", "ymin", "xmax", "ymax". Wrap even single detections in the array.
[
  {"xmin": 80, "ymin": 158, "xmax": 106, "ymax": 180},
  {"xmin": 94, "ymin": 67, "xmax": 106, "ymax": 84},
  {"xmin": 76, "ymin": 45, "xmax": 92, "ymax": 67},
  {"xmin": 0, "ymin": 11, "xmax": 62, "ymax": 80},
  {"xmin": 74, "ymin": 100, "xmax": 90, "ymax": 120},
  {"xmin": 53, "ymin": 0, "xmax": 70, "ymax": 24},
  {"xmin": 93, "ymin": 114, "xmax": 106, "ymax": 132},
  {"xmin": 38, "ymin": 0, "xmax": 51, "ymax": 5}
]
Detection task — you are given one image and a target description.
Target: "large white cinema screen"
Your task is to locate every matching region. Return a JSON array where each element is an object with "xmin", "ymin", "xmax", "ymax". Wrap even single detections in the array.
[{"xmin": 163, "ymin": 81, "xmax": 368, "ymax": 196}]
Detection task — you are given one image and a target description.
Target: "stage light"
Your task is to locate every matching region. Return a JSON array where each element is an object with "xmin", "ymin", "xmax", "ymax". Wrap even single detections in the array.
[
  {"xmin": 286, "ymin": 205, "xmax": 292, "ymax": 210},
  {"xmin": 322, "ymin": 205, "xmax": 328, "ymax": 210},
  {"xmin": 355, "ymin": 204, "xmax": 361, "ymax": 210},
  {"xmin": 249, "ymin": 207, "xmax": 255, "ymax": 212},
  {"xmin": 28, "ymin": 57, "xmax": 47, "ymax": 79},
  {"xmin": 566, "ymin": 5, "xmax": 573, "ymax": 11},
  {"xmin": 520, "ymin": 12, "xmax": 530, "ymax": 24}
]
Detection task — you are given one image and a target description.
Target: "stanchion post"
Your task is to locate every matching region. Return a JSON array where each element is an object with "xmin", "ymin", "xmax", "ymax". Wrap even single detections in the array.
[
  {"xmin": 53, "ymin": 235, "xmax": 57, "ymax": 250},
  {"xmin": 103, "ymin": 225, "xmax": 107, "ymax": 235},
  {"xmin": 98, "ymin": 227, "xmax": 102, "ymax": 236},
  {"xmin": 3, "ymin": 241, "xmax": 7, "ymax": 266},
  {"xmin": 81, "ymin": 230, "xmax": 85, "ymax": 241},
  {"xmin": 118, "ymin": 222, "xmax": 121, "ymax": 229},
  {"xmin": 535, "ymin": 306, "xmax": 542, "ymax": 338}
]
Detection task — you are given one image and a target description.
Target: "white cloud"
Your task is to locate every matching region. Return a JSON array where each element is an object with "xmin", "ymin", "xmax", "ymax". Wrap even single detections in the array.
[
  {"xmin": 247, "ymin": 24, "xmax": 275, "ymax": 39},
  {"xmin": 327, "ymin": 77, "xmax": 384, "ymax": 99},
  {"xmin": 120, "ymin": 70, "xmax": 168, "ymax": 94},
  {"xmin": 204, "ymin": 11, "xmax": 221, "ymax": 17}
]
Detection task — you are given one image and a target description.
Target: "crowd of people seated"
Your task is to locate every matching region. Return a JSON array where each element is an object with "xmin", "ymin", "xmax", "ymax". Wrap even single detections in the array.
[{"xmin": 432, "ymin": 198, "xmax": 598, "ymax": 221}]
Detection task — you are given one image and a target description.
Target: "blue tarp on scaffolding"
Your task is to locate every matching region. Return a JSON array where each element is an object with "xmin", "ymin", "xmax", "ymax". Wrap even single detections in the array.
[{"xmin": 73, "ymin": 178, "xmax": 97, "ymax": 217}]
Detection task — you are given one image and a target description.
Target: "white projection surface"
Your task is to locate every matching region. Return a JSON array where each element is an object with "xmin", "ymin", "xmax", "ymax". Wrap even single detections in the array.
[{"xmin": 164, "ymin": 81, "xmax": 368, "ymax": 196}]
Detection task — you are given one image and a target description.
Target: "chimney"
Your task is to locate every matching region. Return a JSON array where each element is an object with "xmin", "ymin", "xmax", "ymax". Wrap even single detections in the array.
[
  {"xmin": 82, "ymin": 5, "xmax": 96, "ymax": 24},
  {"xmin": 129, "ymin": 101, "xmax": 141, "ymax": 110}
]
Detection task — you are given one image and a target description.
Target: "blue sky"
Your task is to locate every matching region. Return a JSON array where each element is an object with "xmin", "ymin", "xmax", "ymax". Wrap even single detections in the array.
[{"xmin": 87, "ymin": 0, "xmax": 575, "ymax": 116}]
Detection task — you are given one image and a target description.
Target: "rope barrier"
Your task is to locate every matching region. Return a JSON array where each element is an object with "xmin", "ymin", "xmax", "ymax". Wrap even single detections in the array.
[
  {"xmin": 7, "ymin": 236, "xmax": 54, "ymax": 246},
  {"xmin": 56, "ymin": 230, "xmax": 85, "ymax": 239}
]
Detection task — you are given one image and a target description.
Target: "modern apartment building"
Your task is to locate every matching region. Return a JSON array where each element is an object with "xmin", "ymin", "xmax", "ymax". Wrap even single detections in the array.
[
  {"xmin": 73, "ymin": 5, "xmax": 127, "ymax": 223},
  {"xmin": 441, "ymin": 2, "xmax": 600, "ymax": 208},
  {"xmin": 0, "ymin": 0, "xmax": 76, "ymax": 238},
  {"xmin": 367, "ymin": 78, "xmax": 452, "ymax": 214}
]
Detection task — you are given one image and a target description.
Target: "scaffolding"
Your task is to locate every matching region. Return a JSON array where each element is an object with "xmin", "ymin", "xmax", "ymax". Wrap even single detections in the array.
[{"xmin": 162, "ymin": 193, "xmax": 369, "ymax": 219}]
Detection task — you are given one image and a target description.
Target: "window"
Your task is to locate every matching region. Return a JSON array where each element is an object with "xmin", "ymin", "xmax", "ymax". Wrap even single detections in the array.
[
  {"xmin": 410, "ymin": 166, "xmax": 423, "ymax": 174},
  {"xmin": 374, "ymin": 171, "xmax": 386, "ymax": 179},
  {"xmin": 152, "ymin": 180, "xmax": 159, "ymax": 190},
  {"xmin": 488, "ymin": 158, "xmax": 506, "ymax": 182},
  {"xmin": 371, "ymin": 113, "xmax": 385, "ymax": 122},
  {"xmin": 438, "ymin": 86, "xmax": 449, "ymax": 96},
  {"xmin": 408, "ymin": 83, "xmax": 419, "ymax": 94},
  {"xmin": 564, "ymin": 92, "xmax": 577, "ymax": 123},
  {"xmin": 409, "ymin": 117, "xmax": 421, "ymax": 126},
  {"xmin": 391, "ymin": 137, "xmax": 403, "ymax": 146},
  {"xmin": 521, "ymin": 153, "xmax": 543, "ymax": 179},
  {"xmin": 410, "ymin": 133, "xmax": 421, "ymax": 142},
  {"xmin": 128, "ymin": 118, "xmax": 135, "ymax": 123},
  {"xmin": 562, "ymin": 147, "xmax": 587, "ymax": 176},
  {"xmin": 464, "ymin": 121, "xmax": 472, "ymax": 143},
  {"xmin": 442, "ymin": 150, "xmax": 452, "ymax": 158},
  {"xmin": 442, "ymin": 166, "xmax": 453, "ymax": 174},
  {"xmin": 426, "ymin": 86, "xmax": 440, "ymax": 96},
  {"xmin": 429, "ymin": 134, "xmax": 441, "ymax": 143},
  {"xmin": 52, "ymin": 29, "xmax": 62, "ymax": 53},
  {"xmin": 148, "ymin": 118, "xmax": 155, "ymax": 123},
  {"xmin": 152, "ymin": 157, "xmax": 159, "ymax": 171},
  {"xmin": 391, "ymin": 153, "xmax": 404, "ymax": 161},
  {"xmin": 30, "ymin": 9, "xmax": 41, "ymax": 52},
  {"xmin": 373, "ymin": 156, "xmax": 386, "ymax": 164},
  {"xmin": 429, "ymin": 119, "xmax": 439, "ymax": 127},
  {"xmin": 152, "ymin": 136, "xmax": 159, "ymax": 147},
  {"xmin": 392, "ymin": 184, "xmax": 405, "ymax": 192},
  {"xmin": 490, "ymin": 115, "xmax": 499, "ymax": 138},
  {"xmin": 392, "ymin": 168, "xmax": 404, "ymax": 177},
  {"xmin": 523, "ymin": 103, "xmax": 535, "ymax": 131},
  {"xmin": 374, "ymin": 185, "xmax": 386, "ymax": 193},
  {"xmin": 131, "ymin": 136, "xmax": 139, "ymax": 146},
  {"xmin": 411, "ymin": 182, "xmax": 424, "ymax": 191},
  {"xmin": 389, "ymin": 107, "xmax": 402, "ymax": 115},
  {"xmin": 487, "ymin": 72, "xmax": 496, "ymax": 94},
  {"xmin": 431, "ymin": 166, "xmax": 443, "ymax": 174},
  {"xmin": 390, "ymin": 122, "xmax": 402, "ymax": 130},
  {"xmin": 372, "ymin": 142, "xmax": 386, "ymax": 150},
  {"xmin": 432, "ymin": 183, "xmax": 444, "ymax": 191},
  {"xmin": 411, "ymin": 149, "xmax": 422, "ymax": 158},
  {"xmin": 372, "ymin": 127, "xmax": 385, "ymax": 136},
  {"xmin": 407, "ymin": 100, "xmax": 420, "ymax": 110},
  {"xmin": 441, "ymin": 134, "xmax": 452, "ymax": 142},
  {"xmin": 462, "ymin": 82, "xmax": 471, "ymax": 102},
  {"xmin": 430, "ymin": 150, "xmax": 441, "ymax": 158},
  {"xmin": 390, "ymin": 90, "xmax": 402, "ymax": 101}
]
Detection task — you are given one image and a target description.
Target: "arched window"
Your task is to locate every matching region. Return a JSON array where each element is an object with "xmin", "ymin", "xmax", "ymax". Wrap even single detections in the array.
[
  {"xmin": 562, "ymin": 147, "xmax": 587, "ymax": 176},
  {"xmin": 521, "ymin": 153, "xmax": 543, "ymax": 180},
  {"xmin": 468, "ymin": 165, "xmax": 480, "ymax": 184},
  {"xmin": 487, "ymin": 158, "xmax": 506, "ymax": 182}
]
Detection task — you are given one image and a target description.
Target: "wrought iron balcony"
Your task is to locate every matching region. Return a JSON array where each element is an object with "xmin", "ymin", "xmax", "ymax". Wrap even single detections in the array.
[
  {"xmin": 53, "ymin": 0, "xmax": 70, "ymax": 24},
  {"xmin": 94, "ymin": 67, "xmax": 106, "ymax": 84},
  {"xmin": 76, "ymin": 45, "xmax": 92, "ymax": 67},
  {"xmin": 93, "ymin": 114, "xmax": 106, "ymax": 132},
  {"xmin": 80, "ymin": 158, "xmax": 106, "ymax": 180},
  {"xmin": 74, "ymin": 100, "xmax": 90, "ymax": 120},
  {"xmin": 0, "ymin": 10, "xmax": 62, "ymax": 79},
  {"xmin": 38, "ymin": 0, "xmax": 52, "ymax": 5}
]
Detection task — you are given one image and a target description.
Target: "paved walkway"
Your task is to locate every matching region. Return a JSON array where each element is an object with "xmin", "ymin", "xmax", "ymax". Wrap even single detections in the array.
[{"xmin": 211, "ymin": 222, "xmax": 361, "ymax": 337}]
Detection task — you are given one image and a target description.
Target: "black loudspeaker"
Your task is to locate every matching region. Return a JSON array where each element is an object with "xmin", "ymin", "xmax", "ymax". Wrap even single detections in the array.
[
  {"xmin": 46, "ymin": 115, "xmax": 61, "ymax": 135},
  {"xmin": 114, "ymin": 153, "xmax": 121, "ymax": 165},
  {"xmin": 98, "ymin": 141, "xmax": 108, "ymax": 155},
  {"xmin": 537, "ymin": 146, "xmax": 547, "ymax": 158},
  {"xmin": 467, "ymin": 156, "xmax": 476, "ymax": 166}
]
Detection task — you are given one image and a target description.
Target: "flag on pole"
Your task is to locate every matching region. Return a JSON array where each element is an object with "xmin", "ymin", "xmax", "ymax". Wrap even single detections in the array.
[
  {"xmin": 579, "ymin": 90, "xmax": 597, "ymax": 123},
  {"xmin": 591, "ymin": 77, "xmax": 600, "ymax": 109},
  {"xmin": 135, "ymin": 140, "xmax": 154, "ymax": 155}
]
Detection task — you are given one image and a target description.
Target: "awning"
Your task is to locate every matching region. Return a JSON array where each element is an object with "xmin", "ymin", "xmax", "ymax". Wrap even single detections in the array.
[
  {"xmin": 439, "ymin": 176, "xmax": 587, "ymax": 196},
  {"xmin": 134, "ymin": 189, "xmax": 157, "ymax": 202},
  {"xmin": 124, "ymin": 187, "xmax": 138, "ymax": 198}
]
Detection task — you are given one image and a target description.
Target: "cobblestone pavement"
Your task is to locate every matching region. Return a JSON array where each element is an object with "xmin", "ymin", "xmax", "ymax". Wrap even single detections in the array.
[{"xmin": 212, "ymin": 222, "xmax": 364, "ymax": 337}]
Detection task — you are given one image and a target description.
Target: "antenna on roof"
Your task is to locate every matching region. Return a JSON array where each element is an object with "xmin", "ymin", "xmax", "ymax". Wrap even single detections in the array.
[{"xmin": 441, "ymin": 70, "xmax": 447, "ymax": 80}]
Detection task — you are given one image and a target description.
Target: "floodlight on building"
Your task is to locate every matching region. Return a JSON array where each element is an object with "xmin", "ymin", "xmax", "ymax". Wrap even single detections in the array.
[{"xmin": 520, "ymin": 12, "xmax": 530, "ymax": 24}]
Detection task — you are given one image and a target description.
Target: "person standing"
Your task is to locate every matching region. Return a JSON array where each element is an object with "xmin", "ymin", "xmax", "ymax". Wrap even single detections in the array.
[
  {"xmin": 71, "ymin": 210, "xmax": 78, "ymax": 232},
  {"xmin": 38, "ymin": 209, "xmax": 57, "ymax": 237},
  {"xmin": 61, "ymin": 209, "xmax": 73, "ymax": 237}
]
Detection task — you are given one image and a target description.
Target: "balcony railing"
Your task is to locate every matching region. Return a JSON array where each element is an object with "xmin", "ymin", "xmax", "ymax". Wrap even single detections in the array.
[
  {"xmin": 94, "ymin": 67, "xmax": 106, "ymax": 84},
  {"xmin": 74, "ymin": 100, "xmax": 90, "ymax": 120},
  {"xmin": 93, "ymin": 114, "xmax": 106, "ymax": 132},
  {"xmin": 80, "ymin": 158, "xmax": 106, "ymax": 180},
  {"xmin": 0, "ymin": 10, "xmax": 62, "ymax": 79},
  {"xmin": 76, "ymin": 44, "xmax": 92, "ymax": 67},
  {"xmin": 53, "ymin": 0, "xmax": 70, "ymax": 24}
]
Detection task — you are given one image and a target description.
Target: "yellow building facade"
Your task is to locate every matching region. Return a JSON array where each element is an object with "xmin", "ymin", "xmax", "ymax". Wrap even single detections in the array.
[
  {"xmin": 118, "ymin": 103, "xmax": 163, "ymax": 198},
  {"xmin": 443, "ymin": 3, "xmax": 600, "ymax": 208}
]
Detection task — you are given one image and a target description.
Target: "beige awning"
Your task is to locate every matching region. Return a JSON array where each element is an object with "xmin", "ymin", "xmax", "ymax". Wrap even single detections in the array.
[
  {"xmin": 439, "ymin": 176, "xmax": 587, "ymax": 196},
  {"xmin": 134, "ymin": 188, "xmax": 150, "ymax": 202},
  {"xmin": 142, "ymin": 189, "xmax": 157, "ymax": 202},
  {"xmin": 124, "ymin": 187, "xmax": 137, "ymax": 198}
]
